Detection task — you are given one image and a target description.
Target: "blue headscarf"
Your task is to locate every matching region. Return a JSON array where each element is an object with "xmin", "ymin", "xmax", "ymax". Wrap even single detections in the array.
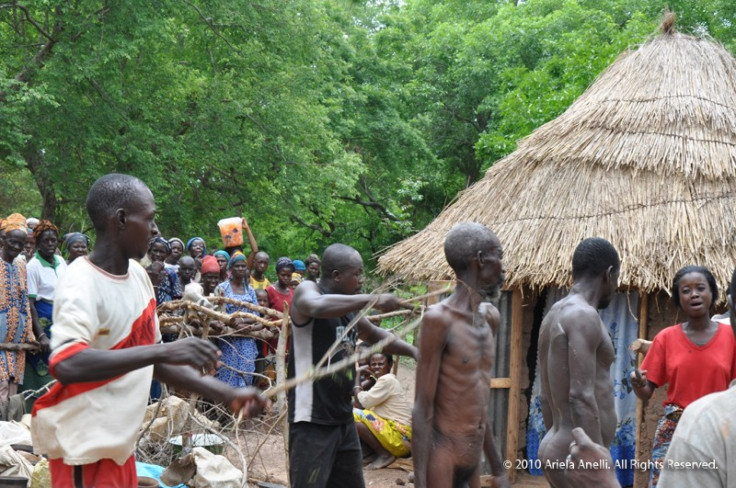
[
  {"xmin": 214, "ymin": 250, "xmax": 230, "ymax": 260},
  {"xmin": 186, "ymin": 237, "xmax": 207, "ymax": 256},
  {"xmin": 228, "ymin": 251, "xmax": 247, "ymax": 269}
]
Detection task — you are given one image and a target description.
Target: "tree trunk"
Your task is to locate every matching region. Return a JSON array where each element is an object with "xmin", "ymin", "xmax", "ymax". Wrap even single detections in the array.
[{"xmin": 24, "ymin": 142, "xmax": 57, "ymax": 221}]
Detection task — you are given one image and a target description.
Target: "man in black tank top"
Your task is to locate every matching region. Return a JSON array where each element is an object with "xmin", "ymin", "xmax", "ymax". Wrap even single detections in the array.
[{"xmin": 289, "ymin": 243, "xmax": 417, "ymax": 488}]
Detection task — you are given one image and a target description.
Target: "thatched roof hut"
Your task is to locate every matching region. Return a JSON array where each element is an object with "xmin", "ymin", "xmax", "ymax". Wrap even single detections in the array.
[{"xmin": 378, "ymin": 19, "xmax": 736, "ymax": 296}]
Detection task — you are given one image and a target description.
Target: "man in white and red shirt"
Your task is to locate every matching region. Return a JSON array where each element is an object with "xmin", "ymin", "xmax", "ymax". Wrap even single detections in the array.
[{"xmin": 31, "ymin": 174, "xmax": 266, "ymax": 487}]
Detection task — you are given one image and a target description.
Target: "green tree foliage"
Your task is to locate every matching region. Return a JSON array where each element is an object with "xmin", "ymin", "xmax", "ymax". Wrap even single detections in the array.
[{"xmin": 1, "ymin": 0, "xmax": 734, "ymax": 267}]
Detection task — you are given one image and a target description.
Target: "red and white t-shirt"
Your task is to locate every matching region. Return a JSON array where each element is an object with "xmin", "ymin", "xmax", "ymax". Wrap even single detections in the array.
[{"xmin": 31, "ymin": 257, "xmax": 161, "ymax": 465}]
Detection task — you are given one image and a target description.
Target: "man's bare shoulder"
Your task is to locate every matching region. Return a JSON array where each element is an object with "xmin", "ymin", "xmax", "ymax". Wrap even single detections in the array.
[
  {"xmin": 422, "ymin": 302, "xmax": 454, "ymax": 330},
  {"xmin": 479, "ymin": 301, "xmax": 500, "ymax": 331},
  {"xmin": 548, "ymin": 296, "xmax": 600, "ymax": 329},
  {"xmin": 292, "ymin": 280, "xmax": 320, "ymax": 303},
  {"xmin": 290, "ymin": 280, "xmax": 321, "ymax": 321}
]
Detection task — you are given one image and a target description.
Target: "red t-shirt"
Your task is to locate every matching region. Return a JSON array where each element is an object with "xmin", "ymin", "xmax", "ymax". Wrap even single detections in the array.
[
  {"xmin": 264, "ymin": 285, "xmax": 295, "ymax": 355},
  {"xmin": 641, "ymin": 322, "xmax": 736, "ymax": 408},
  {"xmin": 266, "ymin": 285, "xmax": 294, "ymax": 314}
]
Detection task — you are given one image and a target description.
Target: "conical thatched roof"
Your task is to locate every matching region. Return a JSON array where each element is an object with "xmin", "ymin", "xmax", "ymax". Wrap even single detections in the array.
[{"xmin": 378, "ymin": 23, "xmax": 736, "ymax": 295}]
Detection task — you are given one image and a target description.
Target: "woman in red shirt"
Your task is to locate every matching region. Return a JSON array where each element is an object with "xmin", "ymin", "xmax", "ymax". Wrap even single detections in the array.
[
  {"xmin": 631, "ymin": 265, "xmax": 736, "ymax": 488},
  {"xmin": 264, "ymin": 257, "xmax": 296, "ymax": 355}
]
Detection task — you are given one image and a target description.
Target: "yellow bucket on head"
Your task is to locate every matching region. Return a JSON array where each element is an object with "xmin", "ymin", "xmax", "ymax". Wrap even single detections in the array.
[{"xmin": 218, "ymin": 217, "xmax": 243, "ymax": 247}]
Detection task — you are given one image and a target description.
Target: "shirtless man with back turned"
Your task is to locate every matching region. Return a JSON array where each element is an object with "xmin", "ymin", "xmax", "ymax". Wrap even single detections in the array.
[
  {"xmin": 413, "ymin": 222, "xmax": 510, "ymax": 488},
  {"xmin": 537, "ymin": 237, "xmax": 620, "ymax": 488}
]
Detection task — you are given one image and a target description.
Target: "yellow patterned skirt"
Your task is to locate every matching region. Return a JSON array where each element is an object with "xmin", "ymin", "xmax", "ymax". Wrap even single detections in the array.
[{"xmin": 353, "ymin": 408, "xmax": 412, "ymax": 458}]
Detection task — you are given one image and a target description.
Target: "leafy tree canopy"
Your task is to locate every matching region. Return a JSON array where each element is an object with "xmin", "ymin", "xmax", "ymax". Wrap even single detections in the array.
[{"xmin": 2, "ymin": 0, "xmax": 734, "ymax": 269}]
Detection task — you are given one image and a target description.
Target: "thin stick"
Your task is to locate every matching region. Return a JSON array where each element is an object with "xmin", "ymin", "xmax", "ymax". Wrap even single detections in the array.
[
  {"xmin": 399, "ymin": 286, "xmax": 453, "ymax": 305},
  {"xmin": 275, "ymin": 303, "xmax": 290, "ymax": 414},
  {"xmin": 312, "ymin": 295, "xmax": 378, "ymax": 372},
  {"xmin": 365, "ymin": 309, "xmax": 416, "ymax": 322},
  {"xmin": 245, "ymin": 409, "xmax": 287, "ymax": 475},
  {"xmin": 264, "ymin": 311, "xmax": 422, "ymax": 399},
  {"xmin": 189, "ymin": 411, "xmax": 249, "ymax": 488},
  {"xmin": 0, "ymin": 343, "xmax": 40, "ymax": 351},
  {"xmin": 276, "ymin": 303, "xmax": 291, "ymax": 487}
]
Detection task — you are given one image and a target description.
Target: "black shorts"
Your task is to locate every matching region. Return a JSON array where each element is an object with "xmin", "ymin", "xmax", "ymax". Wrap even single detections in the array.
[{"xmin": 288, "ymin": 421, "xmax": 365, "ymax": 488}]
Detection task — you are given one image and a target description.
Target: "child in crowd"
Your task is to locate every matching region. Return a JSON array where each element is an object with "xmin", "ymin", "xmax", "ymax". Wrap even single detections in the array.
[
  {"xmin": 290, "ymin": 272, "xmax": 302, "ymax": 290},
  {"xmin": 255, "ymin": 288, "xmax": 270, "ymax": 309},
  {"xmin": 178, "ymin": 256, "xmax": 197, "ymax": 287},
  {"xmin": 254, "ymin": 287, "xmax": 274, "ymax": 388},
  {"xmin": 250, "ymin": 251, "xmax": 270, "ymax": 290},
  {"xmin": 292, "ymin": 259, "xmax": 306, "ymax": 277}
]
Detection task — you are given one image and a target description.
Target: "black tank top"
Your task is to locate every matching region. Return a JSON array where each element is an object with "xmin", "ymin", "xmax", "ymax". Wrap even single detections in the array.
[{"xmin": 287, "ymin": 312, "xmax": 358, "ymax": 425}]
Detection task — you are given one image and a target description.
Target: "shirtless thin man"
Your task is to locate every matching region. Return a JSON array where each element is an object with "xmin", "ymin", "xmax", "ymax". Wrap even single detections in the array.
[
  {"xmin": 537, "ymin": 237, "xmax": 620, "ymax": 488},
  {"xmin": 413, "ymin": 222, "xmax": 510, "ymax": 488}
]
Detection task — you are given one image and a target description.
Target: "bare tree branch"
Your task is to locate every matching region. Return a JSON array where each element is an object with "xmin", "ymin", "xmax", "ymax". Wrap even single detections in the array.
[
  {"xmin": 0, "ymin": 3, "xmax": 54, "ymax": 41},
  {"xmin": 337, "ymin": 194, "xmax": 400, "ymax": 222},
  {"xmin": 290, "ymin": 214, "xmax": 334, "ymax": 238}
]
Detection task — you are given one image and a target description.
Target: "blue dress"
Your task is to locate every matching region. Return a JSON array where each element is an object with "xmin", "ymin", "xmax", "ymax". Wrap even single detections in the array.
[{"xmin": 215, "ymin": 280, "xmax": 259, "ymax": 387}]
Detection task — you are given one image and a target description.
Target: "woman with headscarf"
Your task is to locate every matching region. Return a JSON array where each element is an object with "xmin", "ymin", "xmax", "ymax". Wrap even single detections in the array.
[
  {"xmin": 213, "ymin": 250, "xmax": 230, "ymax": 283},
  {"xmin": 214, "ymin": 252, "xmax": 262, "ymax": 387},
  {"xmin": 305, "ymin": 254, "xmax": 321, "ymax": 282},
  {"xmin": 63, "ymin": 233, "xmax": 90, "ymax": 265},
  {"xmin": 23, "ymin": 220, "xmax": 67, "ymax": 407},
  {"xmin": 186, "ymin": 237, "xmax": 207, "ymax": 259},
  {"xmin": 0, "ymin": 214, "xmax": 34, "ymax": 403},
  {"xmin": 145, "ymin": 237, "xmax": 182, "ymax": 306},
  {"xmin": 165, "ymin": 237, "xmax": 185, "ymax": 273}
]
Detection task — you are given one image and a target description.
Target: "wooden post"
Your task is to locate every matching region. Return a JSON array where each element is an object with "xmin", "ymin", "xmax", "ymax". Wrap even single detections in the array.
[
  {"xmin": 505, "ymin": 287, "xmax": 524, "ymax": 483},
  {"xmin": 633, "ymin": 292, "xmax": 648, "ymax": 488},
  {"xmin": 276, "ymin": 303, "xmax": 291, "ymax": 487}
]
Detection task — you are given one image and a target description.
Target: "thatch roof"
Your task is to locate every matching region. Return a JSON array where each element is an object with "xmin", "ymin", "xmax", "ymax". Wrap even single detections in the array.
[{"xmin": 378, "ymin": 23, "xmax": 736, "ymax": 295}]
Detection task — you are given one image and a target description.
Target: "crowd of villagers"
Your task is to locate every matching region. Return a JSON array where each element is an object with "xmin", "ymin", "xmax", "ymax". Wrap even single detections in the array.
[{"xmin": 0, "ymin": 213, "xmax": 413, "ymax": 465}]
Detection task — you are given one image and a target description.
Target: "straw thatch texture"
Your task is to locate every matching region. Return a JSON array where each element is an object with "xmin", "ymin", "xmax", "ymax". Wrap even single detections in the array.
[{"xmin": 378, "ymin": 30, "xmax": 736, "ymax": 295}]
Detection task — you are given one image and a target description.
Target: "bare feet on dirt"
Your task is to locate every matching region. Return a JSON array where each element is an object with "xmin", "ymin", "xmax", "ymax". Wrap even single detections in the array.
[{"xmin": 366, "ymin": 453, "xmax": 396, "ymax": 470}]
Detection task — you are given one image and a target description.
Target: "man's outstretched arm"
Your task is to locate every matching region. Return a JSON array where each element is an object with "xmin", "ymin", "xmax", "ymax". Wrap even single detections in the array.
[
  {"xmin": 52, "ymin": 337, "xmax": 221, "ymax": 384},
  {"xmin": 155, "ymin": 363, "xmax": 266, "ymax": 418},
  {"xmin": 358, "ymin": 317, "xmax": 417, "ymax": 359},
  {"xmin": 290, "ymin": 281, "xmax": 401, "ymax": 324}
]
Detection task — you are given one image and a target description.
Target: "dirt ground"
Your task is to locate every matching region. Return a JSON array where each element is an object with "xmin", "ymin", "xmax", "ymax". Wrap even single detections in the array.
[
  {"xmin": 239, "ymin": 362, "xmax": 417, "ymax": 488},
  {"xmin": 236, "ymin": 361, "xmax": 548, "ymax": 488}
]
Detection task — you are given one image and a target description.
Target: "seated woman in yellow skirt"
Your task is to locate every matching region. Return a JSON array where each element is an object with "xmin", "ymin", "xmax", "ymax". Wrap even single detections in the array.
[{"xmin": 353, "ymin": 351, "xmax": 412, "ymax": 469}]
